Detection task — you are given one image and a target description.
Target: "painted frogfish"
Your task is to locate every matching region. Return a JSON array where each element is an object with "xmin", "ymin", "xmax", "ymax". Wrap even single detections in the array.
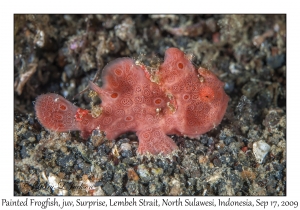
[{"xmin": 35, "ymin": 48, "xmax": 229, "ymax": 155}]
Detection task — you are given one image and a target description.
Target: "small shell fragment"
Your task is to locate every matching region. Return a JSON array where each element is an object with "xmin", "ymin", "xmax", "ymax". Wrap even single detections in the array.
[{"xmin": 253, "ymin": 140, "xmax": 270, "ymax": 164}]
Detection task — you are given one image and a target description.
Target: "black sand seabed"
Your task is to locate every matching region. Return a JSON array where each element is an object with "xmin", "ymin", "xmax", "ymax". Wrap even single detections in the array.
[{"xmin": 14, "ymin": 14, "xmax": 286, "ymax": 196}]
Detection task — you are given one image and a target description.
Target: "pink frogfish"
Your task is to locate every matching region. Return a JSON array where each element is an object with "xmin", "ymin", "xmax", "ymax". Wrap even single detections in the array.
[{"xmin": 35, "ymin": 48, "xmax": 229, "ymax": 155}]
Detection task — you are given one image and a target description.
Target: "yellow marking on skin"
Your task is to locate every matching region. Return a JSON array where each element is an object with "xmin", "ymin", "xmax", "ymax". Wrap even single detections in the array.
[
  {"xmin": 167, "ymin": 102, "xmax": 176, "ymax": 113},
  {"xmin": 198, "ymin": 75, "xmax": 205, "ymax": 83}
]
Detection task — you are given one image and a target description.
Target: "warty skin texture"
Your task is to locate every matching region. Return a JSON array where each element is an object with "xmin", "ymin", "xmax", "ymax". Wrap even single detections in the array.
[{"xmin": 35, "ymin": 48, "xmax": 229, "ymax": 155}]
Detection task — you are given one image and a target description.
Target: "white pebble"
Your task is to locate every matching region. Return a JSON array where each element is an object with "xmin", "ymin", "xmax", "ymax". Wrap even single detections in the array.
[
  {"xmin": 120, "ymin": 143, "xmax": 131, "ymax": 151},
  {"xmin": 48, "ymin": 173, "xmax": 60, "ymax": 190},
  {"xmin": 253, "ymin": 140, "xmax": 270, "ymax": 164}
]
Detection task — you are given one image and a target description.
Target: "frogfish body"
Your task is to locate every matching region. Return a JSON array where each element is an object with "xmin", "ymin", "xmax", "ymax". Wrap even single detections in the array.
[{"xmin": 35, "ymin": 48, "xmax": 229, "ymax": 155}]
